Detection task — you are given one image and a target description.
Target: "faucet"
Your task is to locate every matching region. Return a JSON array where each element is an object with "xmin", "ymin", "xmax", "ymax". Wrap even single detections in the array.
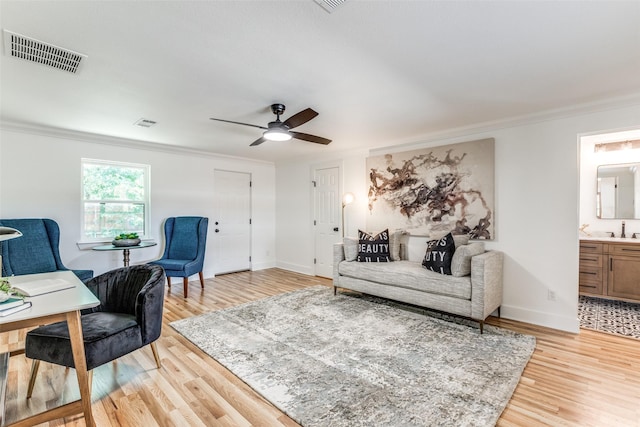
[{"xmin": 621, "ymin": 221, "xmax": 626, "ymax": 238}]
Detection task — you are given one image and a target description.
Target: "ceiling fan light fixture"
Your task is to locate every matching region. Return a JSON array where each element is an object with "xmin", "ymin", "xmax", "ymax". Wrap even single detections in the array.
[{"xmin": 263, "ymin": 128, "xmax": 292, "ymax": 141}]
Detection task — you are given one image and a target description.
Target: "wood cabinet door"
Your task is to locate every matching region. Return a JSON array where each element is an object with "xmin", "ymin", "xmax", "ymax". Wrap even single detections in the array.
[
  {"xmin": 579, "ymin": 242, "xmax": 603, "ymax": 254},
  {"xmin": 608, "ymin": 255, "xmax": 640, "ymax": 300},
  {"xmin": 579, "ymin": 244, "xmax": 604, "ymax": 295}
]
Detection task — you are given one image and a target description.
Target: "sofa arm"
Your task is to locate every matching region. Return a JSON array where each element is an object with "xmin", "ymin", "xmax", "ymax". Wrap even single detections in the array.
[
  {"xmin": 470, "ymin": 250, "xmax": 503, "ymax": 321},
  {"xmin": 333, "ymin": 243, "xmax": 345, "ymax": 285}
]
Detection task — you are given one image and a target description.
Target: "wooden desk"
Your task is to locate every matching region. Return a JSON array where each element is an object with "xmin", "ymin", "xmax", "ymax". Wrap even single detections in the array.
[{"xmin": 0, "ymin": 271, "xmax": 100, "ymax": 427}]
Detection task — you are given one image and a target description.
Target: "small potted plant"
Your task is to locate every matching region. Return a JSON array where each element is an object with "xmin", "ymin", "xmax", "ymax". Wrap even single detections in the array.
[
  {"xmin": 0, "ymin": 277, "xmax": 26, "ymax": 302},
  {"xmin": 112, "ymin": 232, "xmax": 141, "ymax": 247}
]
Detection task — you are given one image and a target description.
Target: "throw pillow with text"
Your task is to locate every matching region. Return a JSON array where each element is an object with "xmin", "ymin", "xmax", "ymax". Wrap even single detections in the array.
[
  {"xmin": 422, "ymin": 232, "xmax": 455, "ymax": 275},
  {"xmin": 357, "ymin": 229, "xmax": 391, "ymax": 262}
]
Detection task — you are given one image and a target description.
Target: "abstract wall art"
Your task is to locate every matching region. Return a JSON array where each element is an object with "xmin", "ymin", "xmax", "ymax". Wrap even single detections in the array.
[{"xmin": 366, "ymin": 138, "xmax": 495, "ymax": 239}]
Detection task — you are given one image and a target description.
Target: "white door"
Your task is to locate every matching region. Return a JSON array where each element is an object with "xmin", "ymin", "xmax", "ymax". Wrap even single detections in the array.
[
  {"xmin": 213, "ymin": 170, "xmax": 251, "ymax": 274},
  {"xmin": 599, "ymin": 176, "xmax": 617, "ymax": 219},
  {"xmin": 314, "ymin": 166, "xmax": 341, "ymax": 278}
]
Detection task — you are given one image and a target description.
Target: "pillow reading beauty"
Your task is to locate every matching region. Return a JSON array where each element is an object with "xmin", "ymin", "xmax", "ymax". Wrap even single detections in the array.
[
  {"xmin": 357, "ymin": 229, "xmax": 391, "ymax": 262},
  {"xmin": 422, "ymin": 232, "xmax": 455, "ymax": 275}
]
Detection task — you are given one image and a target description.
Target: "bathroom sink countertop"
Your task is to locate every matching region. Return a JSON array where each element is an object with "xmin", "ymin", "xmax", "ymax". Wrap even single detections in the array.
[{"xmin": 580, "ymin": 236, "xmax": 640, "ymax": 243}]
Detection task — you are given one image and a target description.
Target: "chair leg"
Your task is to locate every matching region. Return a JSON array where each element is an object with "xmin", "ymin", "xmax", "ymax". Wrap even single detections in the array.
[
  {"xmin": 167, "ymin": 276, "xmax": 172, "ymax": 288},
  {"xmin": 26, "ymin": 359, "xmax": 41, "ymax": 399},
  {"xmin": 150, "ymin": 342, "xmax": 162, "ymax": 369},
  {"xmin": 198, "ymin": 271, "xmax": 204, "ymax": 289},
  {"xmin": 183, "ymin": 277, "xmax": 189, "ymax": 298},
  {"xmin": 88, "ymin": 369, "xmax": 93, "ymax": 393},
  {"xmin": 27, "ymin": 361, "xmax": 95, "ymax": 399}
]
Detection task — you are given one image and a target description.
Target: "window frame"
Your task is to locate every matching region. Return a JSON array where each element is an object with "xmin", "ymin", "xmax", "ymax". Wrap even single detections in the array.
[{"xmin": 80, "ymin": 158, "xmax": 151, "ymax": 243}]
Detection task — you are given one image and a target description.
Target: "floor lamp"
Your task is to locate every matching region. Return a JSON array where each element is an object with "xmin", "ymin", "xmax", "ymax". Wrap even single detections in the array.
[
  {"xmin": 341, "ymin": 192, "xmax": 355, "ymax": 238},
  {"xmin": 0, "ymin": 226, "xmax": 23, "ymax": 278}
]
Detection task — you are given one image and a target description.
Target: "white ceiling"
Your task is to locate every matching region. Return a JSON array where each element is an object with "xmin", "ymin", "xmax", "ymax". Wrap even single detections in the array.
[{"xmin": 1, "ymin": 1, "xmax": 639, "ymax": 162}]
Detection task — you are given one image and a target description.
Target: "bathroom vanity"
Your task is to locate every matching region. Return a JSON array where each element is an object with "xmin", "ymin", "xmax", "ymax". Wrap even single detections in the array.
[{"xmin": 579, "ymin": 238, "xmax": 640, "ymax": 302}]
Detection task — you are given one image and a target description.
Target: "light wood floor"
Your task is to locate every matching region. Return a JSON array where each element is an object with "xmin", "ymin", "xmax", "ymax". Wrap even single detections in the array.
[{"xmin": 1, "ymin": 268, "xmax": 639, "ymax": 426}]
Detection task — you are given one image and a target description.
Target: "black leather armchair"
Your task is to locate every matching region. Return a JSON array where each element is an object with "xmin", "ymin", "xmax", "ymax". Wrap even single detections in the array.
[{"xmin": 25, "ymin": 264, "xmax": 165, "ymax": 397}]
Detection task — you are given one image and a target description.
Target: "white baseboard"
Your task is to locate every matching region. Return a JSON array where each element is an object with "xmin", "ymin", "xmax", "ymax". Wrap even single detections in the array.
[
  {"xmin": 275, "ymin": 261, "xmax": 314, "ymax": 276},
  {"xmin": 501, "ymin": 304, "xmax": 579, "ymax": 333},
  {"xmin": 251, "ymin": 260, "xmax": 276, "ymax": 271}
]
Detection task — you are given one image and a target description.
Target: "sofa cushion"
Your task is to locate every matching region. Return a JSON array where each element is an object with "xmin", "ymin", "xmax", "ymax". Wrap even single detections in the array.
[
  {"xmin": 344, "ymin": 237, "xmax": 358, "ymax": 261},
  {"xmin": 422, "ymin": 233, "xmax": 455, "ymax": 275},
  {"xmin": 357, "ymin": 229, "xmax": 390, "ymax": 262},
  {"xmin": 389, "ymin": 230, "xmax": 406, "ymax": 261},
  {"xmin": 338, "ymin": 260, "xmax": 471, "ymax": 300},
  {"xmin": 453, "ymin": 234, "xmax": 470, "ymax": 247},
  {"xmin": 451, "ymin": 242, "xmax": 485, "ymax": 277}
]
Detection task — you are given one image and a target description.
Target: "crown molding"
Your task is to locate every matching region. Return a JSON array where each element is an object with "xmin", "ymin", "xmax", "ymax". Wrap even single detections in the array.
[
  {"xmin": 0, "ymin": 120, "xmax": 275, "ymax": 165},
  {"xmin": 2, "ymin": 92, "xmax": 639, "ymax": 165},
  {"xmin": 370, "ymin": 92, "xmax": 640, "ymax": 155}
]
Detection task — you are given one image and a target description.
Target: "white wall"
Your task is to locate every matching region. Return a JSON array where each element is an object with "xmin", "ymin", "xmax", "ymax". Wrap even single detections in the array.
[
  {"xmin": 276, "ymin": 103, "xmax": 640, "ymax": 333},
  {"xmin": 0, "ymin": 127, "xmax": 276, "ymax": 277}
]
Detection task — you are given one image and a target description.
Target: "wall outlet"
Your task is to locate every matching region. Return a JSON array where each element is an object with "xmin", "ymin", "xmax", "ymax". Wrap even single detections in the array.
[{"xmin": 547, "ymin": 290, "xmax": 557, "ymax": 301}]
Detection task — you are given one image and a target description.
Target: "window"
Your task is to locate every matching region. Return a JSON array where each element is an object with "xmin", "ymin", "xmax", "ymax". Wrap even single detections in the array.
[{"xmin": 81, "ymin": 159, "xmax": 150, "ymax": 241}]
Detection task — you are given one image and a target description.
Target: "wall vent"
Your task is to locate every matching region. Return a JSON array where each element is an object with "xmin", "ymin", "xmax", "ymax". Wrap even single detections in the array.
[
  {"xmin": 134, "ymin": 118, "xmax": 157, "ymax": 128},
  {"xmin": 3, "ymin": 30, "xmax": 86, "ymax": 74},
  {"xmin": 313, "ymin": 0, "xmax": 347, "ymax": 13}
]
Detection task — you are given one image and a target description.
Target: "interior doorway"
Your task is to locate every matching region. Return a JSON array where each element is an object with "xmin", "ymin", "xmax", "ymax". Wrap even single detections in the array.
[
  {"xmin": 212, "ymin": 170, "xmax": 251, "ymax": 275},
  {"xmin": 578, "ymin": 128, "xmax": 640, "ymax": 339}
]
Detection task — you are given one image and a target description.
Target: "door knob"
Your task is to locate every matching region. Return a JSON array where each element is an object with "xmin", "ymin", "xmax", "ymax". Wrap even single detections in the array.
[
  {"xmin": 215, "ymin": 229, "xmax": 220, "ymax": 233},
  {"xmin": 215, "ymin": 221, "xmax": 219, "ymax": 225},
  {"xmin": 333, "ymin": 227, "xmax": 339, "ymax": 232}
]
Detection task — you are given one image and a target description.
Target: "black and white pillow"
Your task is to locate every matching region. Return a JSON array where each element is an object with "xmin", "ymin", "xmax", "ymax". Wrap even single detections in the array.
[
  {"xmin": 422, "ymin": 232, "xmax": 455, "ymax": 275},
  {"xmin": 356, "ymin": 229, "xmax": 391, "ymax": 262}
]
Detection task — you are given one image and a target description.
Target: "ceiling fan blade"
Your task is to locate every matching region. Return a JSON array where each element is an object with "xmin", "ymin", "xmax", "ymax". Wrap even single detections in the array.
[
  {"xmin": 282, "ymin": 108, "xmax": 318, "ymax": 129},
  {"xmin": 250, "ymin": 136, "xmax": 267, "ymax": 146},
  {"xmin": 210, "ymin": 117, "xmax": 267, "ymax": 130},
  {"xmin": 290, "ymin": 131, "xmax": 332, "ymax": 145}
]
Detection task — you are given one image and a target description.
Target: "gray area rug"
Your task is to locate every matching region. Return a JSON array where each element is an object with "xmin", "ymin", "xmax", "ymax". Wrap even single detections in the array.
[
  {"xmin": 579, "ymin": 295, "xmax": 640, "ymax": 339},
  {"xmin": 171, "ymin": 286, "xmax": 536, "ymax": 427}
]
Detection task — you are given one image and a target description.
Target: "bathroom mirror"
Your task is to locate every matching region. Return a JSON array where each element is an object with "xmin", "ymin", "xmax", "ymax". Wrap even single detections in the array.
[{"xmin": 597, "ymin": 163, "xmax": 640, "ymax": 219}]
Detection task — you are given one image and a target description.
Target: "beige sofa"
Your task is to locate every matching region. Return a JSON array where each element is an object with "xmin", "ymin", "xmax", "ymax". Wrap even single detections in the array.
[{"xmin": 333, "ymin": 240, "xmax": 503, "ymax": 333}]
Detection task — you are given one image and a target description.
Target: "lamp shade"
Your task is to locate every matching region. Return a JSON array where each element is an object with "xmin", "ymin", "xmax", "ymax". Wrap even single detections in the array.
[
  {"xmin": 343, "ymin": 192, "xmax": 355, "ymax": 206},
  {"xmin": 0, "ymin": 226, "xmax": 22, "ymax": 242}
]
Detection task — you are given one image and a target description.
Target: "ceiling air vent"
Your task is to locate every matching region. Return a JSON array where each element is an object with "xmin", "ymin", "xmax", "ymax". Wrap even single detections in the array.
[
  {"xmin": 314, "ymin": 0, "xmax": 347, "ymax": 13},
  {"xmin": 3, "ymin": 30, "xmax": 87, "ymax": 74},
  {"xmin": 134, "ymin": 118, "xmax": 157, "ymax": 128}
]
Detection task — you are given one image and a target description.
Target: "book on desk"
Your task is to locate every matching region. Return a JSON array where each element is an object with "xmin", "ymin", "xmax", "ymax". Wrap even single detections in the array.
[
  {"xmin": 0, "ymin": 298, "xmax": 31, "ymax": 317},
  {"xmin": 8, "ymin": 278, "xmax": 75, "ymax": 297}
]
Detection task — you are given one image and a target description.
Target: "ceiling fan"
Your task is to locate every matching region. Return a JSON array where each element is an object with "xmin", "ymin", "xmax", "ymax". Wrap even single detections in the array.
[{"xmin": 210, "ymin": 103, "xmax": 332, "ymax": 147}]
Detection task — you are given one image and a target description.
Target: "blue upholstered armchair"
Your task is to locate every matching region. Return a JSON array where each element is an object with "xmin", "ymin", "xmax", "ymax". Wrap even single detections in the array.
[
  {"xmin": 149, "ymin": 216, "xmax": 208, "ymax": 298},
  {"xmin": 0, "ymin": 218, "xmax": 93, "ymax": 282}
]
